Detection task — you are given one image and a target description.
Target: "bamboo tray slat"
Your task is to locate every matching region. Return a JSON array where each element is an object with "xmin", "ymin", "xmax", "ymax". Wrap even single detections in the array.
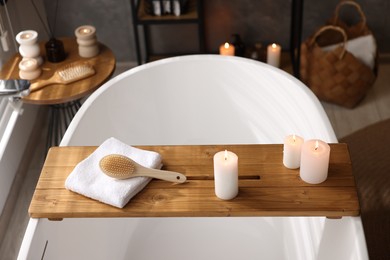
[{"xmin": 29, "ymin": 144, "xmax": 360, "ymax": 219}]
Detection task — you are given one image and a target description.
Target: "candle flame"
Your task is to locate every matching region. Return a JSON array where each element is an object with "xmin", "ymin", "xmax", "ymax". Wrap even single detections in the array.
[
  {"xmin": 272, "ymin": 43, "xmax": 277, "ymax": 48},
  {"xmin": 224, "ymin": 150, "xmax": 228, "ymax": 160},
  {"xmin": 315, "ymin": 140, "xmax": 319, "ymax": 151},
  {"xmin": 79, "ymin": 28, "xmax": 92, "ymax": 35},
  {"xmin": 293, "ymin": 134, "xmax": 296, "ymax": 143},
  {"xmin": 22, "ymin": 59, "xmax": 35, "ymax": 67},
  {"xmin": 20, "ymin": 58, "xmax": 37, "ymax": 71},
  {"xmin": 21, "ymin": 33, "xmax": 32, "ymax": 39},
  {"xmin": 224, "ymin": 42, "xmax": 230, "ymax": 49}
]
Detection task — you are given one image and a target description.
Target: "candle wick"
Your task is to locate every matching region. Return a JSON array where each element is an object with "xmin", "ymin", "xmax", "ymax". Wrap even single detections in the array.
[{"xmin": 224, "ymin": 149, "xmax": 228, "ymax": 160}]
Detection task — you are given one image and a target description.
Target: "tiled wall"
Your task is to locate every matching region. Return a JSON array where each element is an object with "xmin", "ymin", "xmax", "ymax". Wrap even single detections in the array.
[{"xmin": 43, "ymin": 0, "xmax": 390, "ymax": 62}]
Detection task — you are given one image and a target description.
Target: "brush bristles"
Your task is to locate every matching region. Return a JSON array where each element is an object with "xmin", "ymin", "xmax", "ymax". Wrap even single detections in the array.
[
  {"xmin": 58, "ymin": 63, "xmax": 95, "ymax": 83},
  {"xmin": 100, "ymin": 154, "xmax": 135, "ymax": 179}
]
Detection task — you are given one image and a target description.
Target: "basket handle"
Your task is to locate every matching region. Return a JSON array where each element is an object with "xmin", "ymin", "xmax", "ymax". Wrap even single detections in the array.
[
  {"xmin": 310, "ymin": 25, "xmax": 347, "ymax": 59},
  {"xmin": 332, "ymin": 0, "xmax": 367, "ymax": 30}
]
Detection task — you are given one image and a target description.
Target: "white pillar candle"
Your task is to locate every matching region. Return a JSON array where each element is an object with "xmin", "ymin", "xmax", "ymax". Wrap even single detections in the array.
[
  {"xmin": 213, "ymin": 150, "xmax": 238, "ymax": 200},
  {"xmin": 283, "ymin": 134, "xmax": 304, "ymax": 169},
  {"xmin": 300, "ymin": 140, "xmax": 331, "ymax": 184},
  {"xmin": 267, "ymin": 43, "xmax": 281, "ymax": 67},
  {"xmin": 219, "ymin": 42, "xmax": 235, "ymax": 56}
]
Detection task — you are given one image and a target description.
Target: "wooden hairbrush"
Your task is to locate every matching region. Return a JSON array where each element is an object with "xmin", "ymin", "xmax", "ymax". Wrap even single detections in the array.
[
  {"xmin": 99, "ymin": 154, "xmax": 186, "ymax": 183},
  {"xmin": 29, "ymin": 62, "xmax": 95, "ymax": 92}
]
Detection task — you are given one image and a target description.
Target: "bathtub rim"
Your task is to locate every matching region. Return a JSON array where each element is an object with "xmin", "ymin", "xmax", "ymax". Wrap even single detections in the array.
[{"xmin": 61, "ymin": 54, "xmax": 337, "ymax": 147}]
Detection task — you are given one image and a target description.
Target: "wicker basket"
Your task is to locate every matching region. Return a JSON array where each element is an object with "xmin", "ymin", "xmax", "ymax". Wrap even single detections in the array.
[
  {"xmin": 300, "ymin": 25, "xmax": 376, "ymax": 108},
  {"xmin": 328, "ymin": 0, "xmax": 378, "ymax": 76},
  {"xmin": 329, "ymin": 1, "xmax": 372, "ymax": 41}
]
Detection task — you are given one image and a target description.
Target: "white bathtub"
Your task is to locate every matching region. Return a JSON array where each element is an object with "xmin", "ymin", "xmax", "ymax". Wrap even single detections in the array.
[{"xmin": 19, "ymin": 55, "xmax": 368, "ymax": 260}]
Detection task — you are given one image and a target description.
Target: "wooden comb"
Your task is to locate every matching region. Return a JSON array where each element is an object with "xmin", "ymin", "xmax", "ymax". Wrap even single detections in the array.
[{"xmin": 99, "ymin": 154, "xmax": 186, "ymax": 183}]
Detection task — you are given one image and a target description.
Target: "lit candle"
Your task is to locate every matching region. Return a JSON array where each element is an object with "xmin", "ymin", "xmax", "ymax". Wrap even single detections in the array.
[
  {"xmin": 219, "ymin": 42, "xmax": 235, "ymax": 56},
  {"xmin": 16, "ymin": 30, "xmax": 38, "ymax": 45},
  {"xmin": 267, "ymin": 43, "xmax": 281, "ymax": 67},
  {"xmin": 300, "ymin": 140, "xmax": 331, "ymax": 184},
  {"xmin": 75, "ymin": 25, "xmax": 99, "ymax": 58},
  {"xmin": 213, "ymin": 150, "xmax": 238, "ymax": 200},
  {"xmin": 75, "ymin": 25, "xmax": 96, "ymax": 40},
  {"xmin": 16, "ymin": 30, "xmax": 42, "ymax": 66},
  {"xmin": 16, "ymin": 30, "xmax": 41, "ymax": 61},
  {"xmin": 283, "ymin": 134, "xmax": 304, "ymax": 169},
  {"xmin": 80, "ymin": 28, "xmax": 92, "ymax": 35},
  {"xmin": 18, "ymin": 58, "xmax": 41, "ymax": 80},
  {"xmin": 18, "ymin": 58, "xmax": 38, "ymax": 72}
]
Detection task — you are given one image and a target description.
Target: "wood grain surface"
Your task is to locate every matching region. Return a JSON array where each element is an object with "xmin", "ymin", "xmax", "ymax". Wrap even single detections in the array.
[
  {"xmin": 29, "ymin": 144, "xmax": 360, "ymax": 219},
  {"xmin": 0, "ymin": 37, "xmax": 116, "ymax": 105}
]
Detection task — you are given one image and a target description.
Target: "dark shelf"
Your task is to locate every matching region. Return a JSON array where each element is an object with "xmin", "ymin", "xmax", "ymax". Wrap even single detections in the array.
[
  {"xmin": 131, "ymin": 0, "xmax": 205, "ymax": 64},
  {"xmin": 137, "ymin": 0, "xmax": 199, "ymax": 23}
]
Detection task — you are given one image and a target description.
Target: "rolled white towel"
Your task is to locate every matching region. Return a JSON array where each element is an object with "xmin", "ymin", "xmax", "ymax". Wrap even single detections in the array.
[{"xmin": 65, "ymin": 137, "xmax": 162, "ymax": 208}]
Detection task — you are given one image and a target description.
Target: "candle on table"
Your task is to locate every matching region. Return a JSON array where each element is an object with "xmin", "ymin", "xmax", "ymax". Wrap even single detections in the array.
[
  {"xmin": 213, "ymin": 150, "xmax": 238, "ymax": 200},
  {"xmin": 18, "ymin": 58, "xmax": 41, "ymax": 80},
  {"xmin": 19, "ymin": 58, "xmax": 38, "ymax": 71},
  {"xmin": 75, "ymin": 25, "xmax": 99, "ymax": 58},
  {"xmin": 16, "ymin": 30, "xmax": 43, "ymax": 65},
  {"xmin": 219, "ymin": 42, "xmax": 235, "ymax": 56},
  {"xmin": 80, "ymin": 28, "xmax": 92, "ymax": 34},
  {"xmin": 300, "ymin": 140, "xmax": 331, "ymax": 184},
  {"xmin": 16, "ymin": 30, "xmax": 38, "ymax": 45},
  {"xmin": 75, "ymin": 25, "xmax": 96, "ymax": 40},
  {"xmin": 283, "ymin": 134, "xmax": 304, "ymax": 169},
  {"xmin": 267, "ymin": 43, "xmax": 281, "ymax": 67}
]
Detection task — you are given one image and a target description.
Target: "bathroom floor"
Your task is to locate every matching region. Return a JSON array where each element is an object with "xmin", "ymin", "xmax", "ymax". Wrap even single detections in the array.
[{"xmin": 1, "ymin": 59, "xmax": 390, "ymax": 259}]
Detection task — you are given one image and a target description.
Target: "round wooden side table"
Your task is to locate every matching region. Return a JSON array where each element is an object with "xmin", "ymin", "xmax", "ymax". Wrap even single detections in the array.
[{"xmin": 0, "ymin": 37, "xmax": 116, "ymax": 148}]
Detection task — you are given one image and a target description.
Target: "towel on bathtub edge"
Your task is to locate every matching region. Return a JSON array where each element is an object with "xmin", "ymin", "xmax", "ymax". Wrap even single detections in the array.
[{"xmin": 64, "ymin": 137, "xmax": 162, "ymax": 208}]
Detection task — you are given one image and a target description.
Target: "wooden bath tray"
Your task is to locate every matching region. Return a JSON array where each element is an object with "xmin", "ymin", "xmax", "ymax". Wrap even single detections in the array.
[{"xmin": 29, "ymin": 144, "xmax": 360, "ymax": 219}]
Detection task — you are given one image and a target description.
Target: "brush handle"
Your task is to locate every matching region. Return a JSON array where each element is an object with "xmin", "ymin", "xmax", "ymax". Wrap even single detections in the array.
[
  {"xmin": 99, "ymin": 154, "xmax": 187, "ymax": 183},
  {"xmin": 29, "ymin": 78, "xmax": 56, "ymax": 92},
  {"xmin": 134, "ymin": 167, "xmax": 187, "ymax": 183}
]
